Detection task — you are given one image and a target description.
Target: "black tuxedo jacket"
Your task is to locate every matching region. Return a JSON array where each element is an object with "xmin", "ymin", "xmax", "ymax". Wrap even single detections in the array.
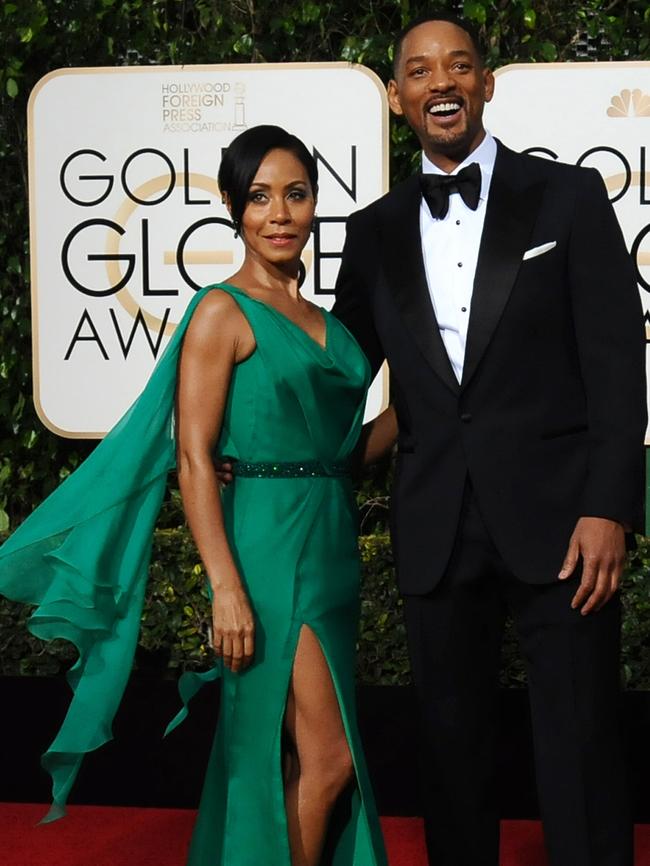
[{"xmin": 333, "ymin": 141, "xmax": 647, "ymax": 593}]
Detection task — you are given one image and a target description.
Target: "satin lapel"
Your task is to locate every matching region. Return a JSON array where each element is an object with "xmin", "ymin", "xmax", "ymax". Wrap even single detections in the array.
[
  {"xmin": 382, "ymin": 175, "xmax": 459, "ymax": 394},
  {"xmin": 461, "ymin": 147, "xmax": 546, "ymax": 390}
]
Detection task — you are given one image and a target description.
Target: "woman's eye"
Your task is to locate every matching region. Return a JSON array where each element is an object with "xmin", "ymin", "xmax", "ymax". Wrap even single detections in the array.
[
  {"xmin": 249, "ymin": 191, "xmax": 267, "ymax": 203},
  {"xmin": 288, "ymin": 189, "xmax": 307, "ymax": 200}
]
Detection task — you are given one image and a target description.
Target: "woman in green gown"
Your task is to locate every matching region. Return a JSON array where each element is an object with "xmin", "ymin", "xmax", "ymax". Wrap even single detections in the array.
[{"xmin": 0, "ymin": 125, "xmax": 397, "ymax": 866}]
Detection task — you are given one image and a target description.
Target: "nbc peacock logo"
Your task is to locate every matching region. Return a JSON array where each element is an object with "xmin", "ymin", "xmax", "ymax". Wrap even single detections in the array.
[{"xmin": 607, "ymin": 88, "xmax": 650, "ymax": 118}]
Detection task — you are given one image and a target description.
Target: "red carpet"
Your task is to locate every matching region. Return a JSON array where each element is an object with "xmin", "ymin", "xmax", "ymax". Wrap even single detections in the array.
[{"xmin": 3, "ymin": 803, "xmax": 650, "ymax": 865}]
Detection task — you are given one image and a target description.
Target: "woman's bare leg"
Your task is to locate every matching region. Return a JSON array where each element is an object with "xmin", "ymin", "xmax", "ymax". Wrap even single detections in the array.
[{"xmin": 283, "ymin": 625, "xmax": 355, "ymax": 866}]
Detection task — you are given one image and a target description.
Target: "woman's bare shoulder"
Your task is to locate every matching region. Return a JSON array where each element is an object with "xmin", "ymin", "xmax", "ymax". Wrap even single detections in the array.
[
  {"xmin": 192, "ymin": 287, "xmax": 244, "ymax": 323},
  {"xmin": 184, "ymin": 288, "xmax": 249, "ymax": 346}
]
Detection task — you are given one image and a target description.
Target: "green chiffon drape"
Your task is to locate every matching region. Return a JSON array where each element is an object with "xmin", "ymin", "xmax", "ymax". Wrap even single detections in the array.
[{"xmin": 0, "ymin": 287, "xmax": 210, "ymax": 820}]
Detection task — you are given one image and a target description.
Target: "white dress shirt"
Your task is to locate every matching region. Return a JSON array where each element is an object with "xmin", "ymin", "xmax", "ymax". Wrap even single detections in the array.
[{"xmin": 420, "ymin": 132, "xmax": 497, "ymax": 382}]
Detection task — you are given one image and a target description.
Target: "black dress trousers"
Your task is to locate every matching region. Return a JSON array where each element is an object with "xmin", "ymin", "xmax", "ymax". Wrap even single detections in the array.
[{"xmin": 403, "ymin": 488, "xmax": 632, "ymax": 866}]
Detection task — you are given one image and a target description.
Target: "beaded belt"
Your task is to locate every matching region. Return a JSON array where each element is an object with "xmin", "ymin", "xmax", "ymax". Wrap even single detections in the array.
[{"xmin": 232, "ymin": 460, "xmax": 350, "ymax": 479}]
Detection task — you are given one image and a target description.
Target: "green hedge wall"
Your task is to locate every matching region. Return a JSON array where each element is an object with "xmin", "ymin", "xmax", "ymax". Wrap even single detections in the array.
[
  {"xmin": 1, "ymin": 0, "xmax": 649, "ymax": 686},
  {"xmin": 2, "ymin": 487, "xmax": 650, "ymax": 689}
]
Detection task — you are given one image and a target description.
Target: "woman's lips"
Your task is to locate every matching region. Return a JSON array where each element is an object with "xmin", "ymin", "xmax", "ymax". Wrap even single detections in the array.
[{"xmin": 265, "ymin": 234, "xmax": 297, "ymax": 247}]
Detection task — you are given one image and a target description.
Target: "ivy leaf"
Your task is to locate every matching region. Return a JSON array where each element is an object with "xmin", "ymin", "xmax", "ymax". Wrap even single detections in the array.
[
  {"xmin": 523, "ymin": 8, "xmax": 536, "ymax": 29},
  {"xmin": 300, "ymin": 2, "xmax": 320, "ymax": 24},
  {"xmin": 6, "ymin": 78, "xmax": 18, "ymax": 98},
  {"xmin": 540, "ymin": 41, "xmax": 558, "ymax": 61},
  {"xmin": 233, "ymin": 32, "xmax": 253, "ymax": 54},
  {"xmin": 463, "ymin": 1, "xmax": 487, "ymax": 25}
]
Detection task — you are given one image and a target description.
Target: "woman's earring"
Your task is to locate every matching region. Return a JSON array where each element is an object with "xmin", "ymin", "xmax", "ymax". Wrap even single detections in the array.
[
  {"xmin": 232, "ymin": 218, "xmax": 241, "ymax": 239},
  {"xmin": 298, "ymin": 260, "xmax": 307, "ymax": 288},
  {"xmin": 311, "ymin": 216, "xmax": 317, "ymax": 233}
]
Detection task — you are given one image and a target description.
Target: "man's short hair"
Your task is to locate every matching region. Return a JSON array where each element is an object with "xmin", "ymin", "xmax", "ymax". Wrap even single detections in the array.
[{"xmin": 392, "ymin": 12, "xmax": 485, "ymax": 75}]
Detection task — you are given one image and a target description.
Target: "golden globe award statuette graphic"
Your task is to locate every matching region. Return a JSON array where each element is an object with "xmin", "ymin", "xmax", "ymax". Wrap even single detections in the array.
[
  {"xmin": 484, "ymin": 61, "xmax": 650, "ymax": 443},
  {"xmin": 28, "ymin": 64, "xmax": 388, "ymax": 437},
  {"xmin": 233, "ymin": 82, "xmax": 247, "ymax": 130}
]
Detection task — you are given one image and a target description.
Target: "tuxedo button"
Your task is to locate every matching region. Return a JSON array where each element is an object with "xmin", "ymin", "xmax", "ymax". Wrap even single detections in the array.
[{"xmin": 460, "ymin": 413, "xmax": 472, "ymax": 423}]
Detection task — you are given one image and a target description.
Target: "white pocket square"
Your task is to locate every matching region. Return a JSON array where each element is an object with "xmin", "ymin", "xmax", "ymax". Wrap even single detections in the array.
[{"xmin": 522, "ymin": 241, "xmax": 557, "ymax": 261}]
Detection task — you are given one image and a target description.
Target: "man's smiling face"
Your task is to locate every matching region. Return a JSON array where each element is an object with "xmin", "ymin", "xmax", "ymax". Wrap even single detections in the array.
[{"xmin": 388, "ymin": 20, "xmax": 495, "ymax": 172}]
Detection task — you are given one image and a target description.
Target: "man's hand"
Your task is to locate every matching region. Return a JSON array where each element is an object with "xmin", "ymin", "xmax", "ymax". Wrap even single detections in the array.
[
  {"xmin": 558, "ymin": 517, "xmax": 627, "ymax": 615},
  {"xmin": 214, "ymin": 458, "xmax": 234, "ymax": 486}
]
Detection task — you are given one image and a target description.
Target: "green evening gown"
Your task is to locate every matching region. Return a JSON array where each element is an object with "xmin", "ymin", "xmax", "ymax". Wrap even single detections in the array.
[{"xmin": 0, "ymin": 283, "xmax": 388, "ymax": 866}]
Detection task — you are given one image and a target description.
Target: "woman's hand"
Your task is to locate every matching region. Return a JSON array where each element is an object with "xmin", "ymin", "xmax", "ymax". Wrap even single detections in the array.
[{"xmin": 212, "ymin": 586, "xmax": 255, "ymax": 673}]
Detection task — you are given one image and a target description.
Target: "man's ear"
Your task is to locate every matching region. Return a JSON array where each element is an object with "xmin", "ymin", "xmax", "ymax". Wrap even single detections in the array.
[
  {"xmin": 387, "ymin": 79, "xmax": 404, "ymax": 116},
  {"xmin": 483, "ymin": 68, "xmax": 495, "ymax": 104}
]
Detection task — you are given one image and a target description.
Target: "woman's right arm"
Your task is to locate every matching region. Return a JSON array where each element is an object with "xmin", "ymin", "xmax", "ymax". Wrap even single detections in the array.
[{"xmin": 176, "ymin": 292, "xmax": 256, "ymax": 673}]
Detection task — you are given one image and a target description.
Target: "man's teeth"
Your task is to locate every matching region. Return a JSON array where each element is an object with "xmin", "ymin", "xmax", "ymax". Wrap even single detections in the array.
[{"xmin": 429, "ymin": 102, "xmax": 461, "ymax": 114}]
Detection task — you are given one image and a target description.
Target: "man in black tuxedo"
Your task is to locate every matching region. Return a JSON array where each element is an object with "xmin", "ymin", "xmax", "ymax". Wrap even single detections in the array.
[{"xmin": 333, "ymin": 14, "xmax": 646, "ymax": 866}]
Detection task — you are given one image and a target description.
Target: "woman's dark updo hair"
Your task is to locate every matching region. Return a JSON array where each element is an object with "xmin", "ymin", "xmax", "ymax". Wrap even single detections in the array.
[{"xmin": 218, "ymin": 125, "xmax": 318, "ymax": 234}]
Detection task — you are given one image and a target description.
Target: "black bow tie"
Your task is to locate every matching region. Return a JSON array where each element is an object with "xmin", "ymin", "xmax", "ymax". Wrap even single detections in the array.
[{"xmin": 420, "ymin": 162, "xmax": 482, "ymax": 220}]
